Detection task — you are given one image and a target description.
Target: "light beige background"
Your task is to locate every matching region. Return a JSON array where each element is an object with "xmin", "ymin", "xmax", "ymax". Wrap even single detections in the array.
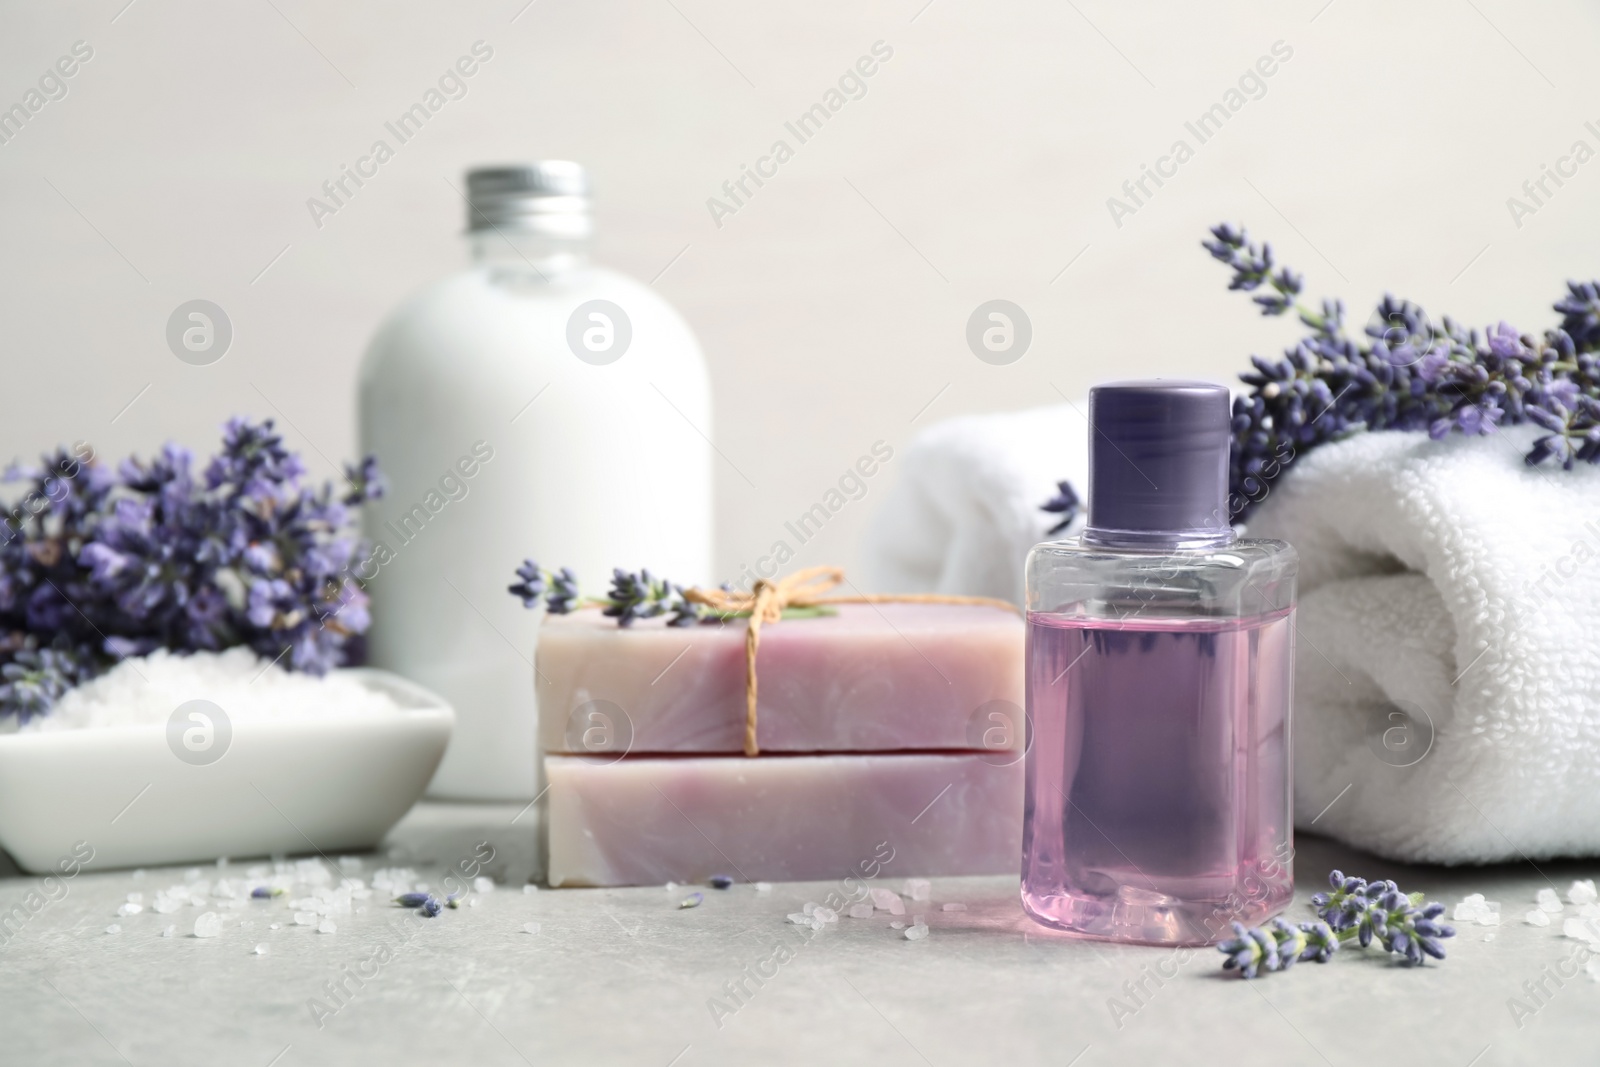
[{"xmin": 1, "ymin": 0, "xmax": 1596, "ymax": 584}]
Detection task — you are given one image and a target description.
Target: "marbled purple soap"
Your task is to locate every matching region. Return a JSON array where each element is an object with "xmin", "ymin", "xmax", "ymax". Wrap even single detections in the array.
[
  {"xmin": 536, "ymin": 603, "xmax": 1023, "ymax": 755},
  {"xmin": 545, "ymin": 752, "xmax": 1023, "ymax": 887}
]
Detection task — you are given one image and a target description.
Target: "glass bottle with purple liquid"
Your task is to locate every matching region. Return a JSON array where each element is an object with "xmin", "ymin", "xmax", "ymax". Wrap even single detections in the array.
[{"xmin": 1022, "ymin": 380, "xmax": 1297, "ymax": 945}]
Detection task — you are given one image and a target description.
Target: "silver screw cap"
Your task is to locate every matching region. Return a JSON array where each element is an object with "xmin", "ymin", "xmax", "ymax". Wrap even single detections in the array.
[{"xmin": 465, "ymin": 162, "xmax": 591, "ymax": 237}]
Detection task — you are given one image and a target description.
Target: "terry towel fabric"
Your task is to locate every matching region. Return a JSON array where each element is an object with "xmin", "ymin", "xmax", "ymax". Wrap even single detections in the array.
[
  {"xmin": 862, "ymin": 406, "xmax": 1600, "ymax": 864},
  {"xmin": 859, "ymin": 403, "xmax": 1088, "ymax": 606}
]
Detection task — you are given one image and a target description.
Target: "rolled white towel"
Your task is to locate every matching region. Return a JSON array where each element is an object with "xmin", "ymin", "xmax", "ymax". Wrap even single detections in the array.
[
  {"xmin": 863, "ymin": 406, "xmax": 1600, "ymax": 863},
  {"xmin": 1249, "ymin": 426, "xmax": 1600, "ymax": 864},
  {"xmin": 859, "ymin": 403, "xmax": 1088, "ymax": 606}
]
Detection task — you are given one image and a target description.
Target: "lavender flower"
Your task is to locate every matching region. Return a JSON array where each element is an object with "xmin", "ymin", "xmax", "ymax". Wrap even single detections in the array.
[
  {"xmin": 1221, "ymin": 869, "xmax": 1454, "ymax": 978},
  {"xmin": 1310, "ymin": 869, "xmax": 1454, "ymax": 963},
  {"xmin": 1218, "ymin": 922, "xmax": 1281, "ymax": 978},
  {"xmin": 509, "ymin": 562, "xmax": 701, "ymax": 627},
  {"xmin": 0, "ymin": 644, "xmax": 93, "ymax": 723},
  {"xmin": 1047, "ymin": 226, "xmax": 1600, "ymax": 524},
  {"xmin": 0, "ymin": 418, "xmax": 381, "ymax": 720},
  {"xmin": 547, "ymin": 567, "xmax": 580, "ymax": 614},
  {"xmin": 1041, "ymin": 480, "xmax": 1080, "ymax": 536},
  {"xmin": 508, "ymin": 561, "xmax": 547, "ymax": 607}
]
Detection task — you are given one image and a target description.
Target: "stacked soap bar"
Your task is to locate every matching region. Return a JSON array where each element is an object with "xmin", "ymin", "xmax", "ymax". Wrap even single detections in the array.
[{"xmin": 538, "ymin": 603, "xmax": 1024, "ymax": 887}]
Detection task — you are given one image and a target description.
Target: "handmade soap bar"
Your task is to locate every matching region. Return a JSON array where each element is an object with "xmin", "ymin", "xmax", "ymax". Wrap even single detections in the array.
[
  {"xmin": 537, "ymin": 603, "xmax": 1023, "ymax": 754},
  {"xmin": 545, "ymin": 752, "xmax": 1022, "ymax": 887}
]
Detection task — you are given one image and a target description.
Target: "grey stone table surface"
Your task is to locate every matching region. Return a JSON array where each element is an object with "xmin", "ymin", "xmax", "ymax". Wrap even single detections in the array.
[{"xmin": 1, "ymin": 802, "xmax": 1597, "ymax": 1067}]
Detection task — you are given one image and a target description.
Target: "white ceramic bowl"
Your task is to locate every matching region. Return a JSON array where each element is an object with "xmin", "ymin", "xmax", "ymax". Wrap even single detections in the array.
[{"xmin": 0, "ymin": 669, "xmax": 453, "ymax": 874}]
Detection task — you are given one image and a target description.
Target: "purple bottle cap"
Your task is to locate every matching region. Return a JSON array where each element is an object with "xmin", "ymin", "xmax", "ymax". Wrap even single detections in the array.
[{"xmin": 1083, "ymin": 379, "xmax": 1233, "ymax": 548}]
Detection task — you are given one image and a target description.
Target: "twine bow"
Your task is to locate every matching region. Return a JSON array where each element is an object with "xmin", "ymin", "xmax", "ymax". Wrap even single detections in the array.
[{"xmin": 682, "ymin": 566, "xmax": 1017, "ymax": 756}]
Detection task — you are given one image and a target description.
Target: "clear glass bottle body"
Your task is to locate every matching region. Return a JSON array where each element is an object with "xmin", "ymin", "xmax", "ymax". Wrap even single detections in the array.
[{"xmin": 1021, "ymin": 535, "xmax": 1297, "ymax": 944}]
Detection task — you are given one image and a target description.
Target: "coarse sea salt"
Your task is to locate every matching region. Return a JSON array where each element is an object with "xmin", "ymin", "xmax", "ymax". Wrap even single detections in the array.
[
  {"xmin": 1525, "ymin": 909, "xmax": 1551, "ymax": 927},
  {"xmin": 869, "ymin": 888, "xmax": 905, "ymax": 916},
  {"xmin": 1537, "ymin": 887, "xmax": 1564, "ymax": 913},
  {"xmin": 847, "ymin": 903, "xmax": 874, "ymax": 919},
  {"xmin": 1453, "ymin": 894, "xmax": 1500, "ymax": 925},
  {"xmin": 904, "ymin": 879, "xmax": 931, "ymax": 902},
  {"xmin": 19, "ymin": 648, "xmax": 404, "ymax": 732},
  {"xmin": 193, "ymin": 912, "xmax": 222, "ymax": 938},
  {"xmin": 1569, "ymin": 879, "xmax": 1598, "ymax": 906}
]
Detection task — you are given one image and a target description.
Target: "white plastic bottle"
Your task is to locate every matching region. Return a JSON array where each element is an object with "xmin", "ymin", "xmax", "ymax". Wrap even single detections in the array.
[{"xmin": 358, "ymin": 162, "xmax": 713, "ymax": 800}]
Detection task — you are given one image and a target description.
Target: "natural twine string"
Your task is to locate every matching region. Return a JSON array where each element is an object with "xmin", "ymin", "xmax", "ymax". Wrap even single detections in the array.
[{"xmin": 682, "ymin": 566, "xmax": 1018, "ymax": 756}]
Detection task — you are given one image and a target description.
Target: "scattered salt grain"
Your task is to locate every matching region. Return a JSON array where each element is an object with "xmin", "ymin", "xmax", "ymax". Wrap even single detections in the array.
[
  {"xmin": 193, "ymin": 912, "xmax": 222, "ymax": 938},
  {"xmin": 161, "ymin": 925, "xmax": 176, "ymax": 938},
  {"xmin": 1525, "ymin": 910, "xmax": 1552, "ymax": 927},
  {"xmin": 802, "ymin": 901, "xmax": 818, "ymax": 915},
  {"xmin": 755, "ymin": 882, "xmax": 772, "ymax": 893},
  {"xmin": 847, "ymin": 903, "xmax": 874, "ymax": 919},
  {"xmin": 117, "ymin": 902, "xmax": 142, "ymax": 917},
  {"xmin": 317, "ymin": 919, "xmax": 337, "ymax": 934},
  {"xmin": 269, "ymin": 923, "xmax": 281, "ymax": 931},
  {"xmin": 522, "ymin": 922, "xmax": 541, "ymax": 935},
  {"xmin": 786, "ymin": 913, "xmax": 812, "ymax": 925},
  {"xmin": 468, "ymin": 898, "xmax": 480, "ymax": 908},
  {"xmin": 665, "ymin": 882, "xmax": 679, "ymax": 893},
  {"xmin": 253, "ymin": 943, "xmax": 268, "ymax": 955},
  {"xmin": 890, "ymin": 920, "xmax": 905, "ymax": 930},
  {"xmin": 1562, "ymin": 917, "xmax": 1600, "ymax": 944},
  {"xmin": 1569, "ymin": 880, "xmax": 1598, "ymax": 906},
  {"xmin": 105, "ymin": 924, "xmax": 120, "ymax": 934},
  {"xmin": 293, "ymin": 912, "xmax": 316, "ymax": 926},
  {"xmin": 903, "ymin": 879, "xmax": 931, "ymax": 902},
  {"xmin": 473, "ymin": 877, "xmax": 495, "ymax": 894},
  {"xmin": 942, "ymin": 902, "xmax": 967, "ymax": 912},
  {"xmin": 126, "ymin": 892, "xmax": 143, "ymax": 904},
  {"xmin": 868, "ymin": 888, "xmax": 904, "ymax": 915},
  {"xmin": 1483, "ymin": 932, "xmax": 1496, "ymax": 941},
  {"xmin": 1453, "ymin": 893, "xmax": 1500, "ymax": 925},
  {"xmin": 904, "ymin": 919, "xmax": 929, "ymax": 941},
  {"xmin": 1537, "ymin": 887, "xmax": 1564, "ymax": 913},
  {"xmin": 523, "ymin": 885, "xmax": 538, "ymax": 895},
  {"xmin": 812, "ymin": 906, "xmax": 839, "ymax": 924}
]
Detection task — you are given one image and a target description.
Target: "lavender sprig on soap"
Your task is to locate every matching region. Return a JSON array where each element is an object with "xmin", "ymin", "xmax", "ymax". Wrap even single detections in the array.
[
  {"xmin": 1220, "ymin": 869, "xmax": 1455, "ymax": 978},
  {"xmin": 510, "ymin": 561, "xmax": 703, "ymax": 627}
]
